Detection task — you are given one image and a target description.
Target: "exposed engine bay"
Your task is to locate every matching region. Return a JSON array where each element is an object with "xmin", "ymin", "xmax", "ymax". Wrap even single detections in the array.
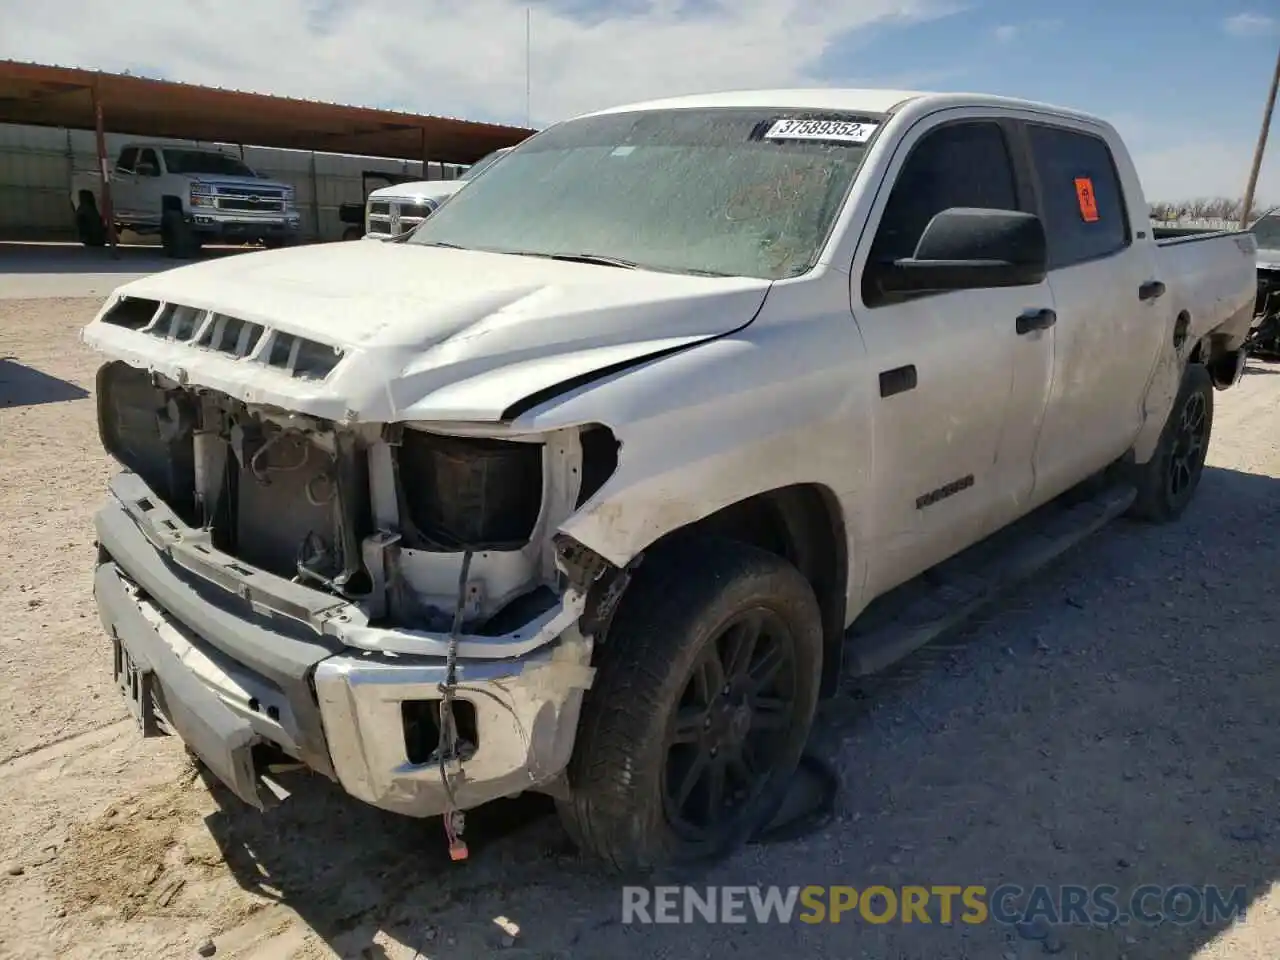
[
  {"xmin": 96, "ymin": 360, "xmax": 619, "ymax": 632},
  {"xmin": 1248, "ymin": 267, "xmax": 1280, "ymax": 357}
]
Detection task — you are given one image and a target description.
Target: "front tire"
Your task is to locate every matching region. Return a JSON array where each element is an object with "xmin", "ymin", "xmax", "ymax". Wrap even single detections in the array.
[
  {"xmin": 161, "ymin": 211, "xmax": 200, "ymax": 259},
  {"xmin": 1128, "ymin": 362, "xmax": 1214, "ymax": 522},
  {"xmin": 557, "ymin": 538, "xmax": 823, "ymax": 871}
]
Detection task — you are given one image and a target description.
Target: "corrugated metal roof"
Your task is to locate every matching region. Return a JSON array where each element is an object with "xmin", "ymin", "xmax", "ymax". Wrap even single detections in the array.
[{"xmin": 0, "ymin": 60, "xmax": 535, "ymax": 163}]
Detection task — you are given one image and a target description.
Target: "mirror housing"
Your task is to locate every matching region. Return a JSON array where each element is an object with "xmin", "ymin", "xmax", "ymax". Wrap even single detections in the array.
[{"xmin": 876, "ymin": 207, "xmax": 1048, "ymax": 295}]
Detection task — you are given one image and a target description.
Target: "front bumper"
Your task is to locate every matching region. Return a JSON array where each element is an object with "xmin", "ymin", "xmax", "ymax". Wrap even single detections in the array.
[
  {"xmin": 93, "ymin": 478, "xmax": 595, "ymax": 817},
  {"xmin": 188, "ymin": 210, "xmax": 301, "ymax": 241}
]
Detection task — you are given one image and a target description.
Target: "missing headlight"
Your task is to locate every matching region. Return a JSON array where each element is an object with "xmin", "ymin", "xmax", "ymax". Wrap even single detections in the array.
[{"xmin": 396, "ymin": 431, "xmax": 543, "ymax": 550}]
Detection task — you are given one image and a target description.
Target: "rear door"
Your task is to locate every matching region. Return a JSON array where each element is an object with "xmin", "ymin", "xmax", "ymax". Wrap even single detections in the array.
[
  {"xmin": 1023, "ymin": 123, "xmax": 1166, "ymax": 502},
  {"xmin": 112, "ymin": 147, "xmax": 139, "ymax": 221},
  {"xmin": 852, "ymin": 114, "xmax": 1056, "ymax": 597}
]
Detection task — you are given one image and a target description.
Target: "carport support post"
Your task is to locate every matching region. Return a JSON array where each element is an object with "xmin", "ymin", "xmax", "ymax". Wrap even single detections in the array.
[{"xmin": 91, "ymin": 82, "xmax": 120, "ymax": 257}]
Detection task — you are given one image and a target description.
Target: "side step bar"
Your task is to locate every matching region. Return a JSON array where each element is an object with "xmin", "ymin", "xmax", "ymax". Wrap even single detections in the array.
[{"xmin": 844, "ymin": 483, "xmax": 1137, "ymax": 677}]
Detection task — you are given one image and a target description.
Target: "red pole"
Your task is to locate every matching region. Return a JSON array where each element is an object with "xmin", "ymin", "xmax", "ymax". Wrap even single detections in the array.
[{"xmin": 91, "ymin": 81, "xmax": 120, "ymax": 257}]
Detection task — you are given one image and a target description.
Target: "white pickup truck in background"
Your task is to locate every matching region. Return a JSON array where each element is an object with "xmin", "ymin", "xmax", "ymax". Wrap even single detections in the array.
[
  {"xmin": 364, "ymin": 145, "xmax": 513, "ymax": 238},
  {"xmin": 81, "ymin": 89, "xmax": 1256, "ymax": 872},
  {"xmin": 71, "ymin": 143, "xmax": 302, "ymax": 258}
]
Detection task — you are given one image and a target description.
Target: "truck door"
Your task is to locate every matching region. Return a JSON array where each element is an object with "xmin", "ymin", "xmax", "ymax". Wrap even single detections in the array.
[
  {"xmin": 852, "ymin": 116, "xmax": 1056, "ymax": 598},
  {"xmin": 111, "ymin": 147, "xmax": 139, "ymax": 222},
  {"xmin": 131, "ymin": 148, "xmax": 164, "ymax": 229},
  {"xmin": 1024, "ymin": 122, "xmax": 1165, "ymax": 503}
]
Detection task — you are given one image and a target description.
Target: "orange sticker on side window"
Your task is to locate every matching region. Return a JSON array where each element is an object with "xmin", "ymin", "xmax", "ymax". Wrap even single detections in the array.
[{"xmin": 1074, "ymin": 177, "xmax": 1099, "ymax": 222}]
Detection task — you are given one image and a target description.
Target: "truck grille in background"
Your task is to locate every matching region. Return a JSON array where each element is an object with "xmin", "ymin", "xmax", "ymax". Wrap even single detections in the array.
[
  {"xmin": 365, "ymin": 197, "xmax": 438, "ymax": 237},
  {"xmin": 213, "ymin": 183, "xmax": 287, "ymax": 214},
  {"xmin": 127, "ymin": 301, "xmax": 343, "ymax": 381},
  {"xmin": 217, "ymin": 197, "xmax": 286, "ymax": 213}
]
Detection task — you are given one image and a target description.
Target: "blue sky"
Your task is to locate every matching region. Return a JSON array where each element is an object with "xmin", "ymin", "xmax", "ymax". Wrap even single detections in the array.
[
  {"xmin": 1, "ymin": 0, "xmax": 1277, "ymax": 203},
  {"xmin": 806, "ymin": 0, "xmax": 1280, "ymax": 202}
]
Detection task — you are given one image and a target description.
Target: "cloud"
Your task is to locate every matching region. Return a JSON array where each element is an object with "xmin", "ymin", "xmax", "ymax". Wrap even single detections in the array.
[
  {"xmin": 992, "ymin": 18, "xmax": 1059, "ymax": 43},
  {"xmin": 1129, "ymin": 139, "xmax": 1278, "ymax": 206},
  {"xmin": 1223, "ymin": 12, "xmax": 1278, "ymax": 37},
  {"xmin": 0, "ymin": 0, "xmax": 955, "ymax": 127}
]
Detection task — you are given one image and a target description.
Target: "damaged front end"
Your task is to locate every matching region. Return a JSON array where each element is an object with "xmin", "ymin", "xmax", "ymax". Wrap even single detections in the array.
[{"xmin": 93, "ymin": 356, "xmax": 626, "ymax": 817}]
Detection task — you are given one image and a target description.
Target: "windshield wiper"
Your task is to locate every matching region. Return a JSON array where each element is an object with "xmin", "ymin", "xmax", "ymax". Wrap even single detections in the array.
[
  {"xmin": 544, "ymin": 252, "xmax": 640, "ymax": 269},
  {"xmin": 400, "ymin": 237, "xmax": 466, "ymax": 248}
]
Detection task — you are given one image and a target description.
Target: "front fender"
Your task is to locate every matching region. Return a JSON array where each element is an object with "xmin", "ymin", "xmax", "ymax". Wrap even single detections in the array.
[{"xmin": 512, "ymin": 315, "xmax": 871, "ymax": 574}]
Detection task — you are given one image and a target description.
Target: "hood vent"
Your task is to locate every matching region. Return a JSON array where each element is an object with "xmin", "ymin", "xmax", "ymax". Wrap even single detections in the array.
[
  {"xmin": 129, "ymin": 300, "xmax": 343, "ymax": 381},
  {"xmin": 266, "ymin": 332, "xmax": 344, "ymax": 380},
  {"xmin": 197, "ymin": 313, "xmax": 264, "ymax": 358}
]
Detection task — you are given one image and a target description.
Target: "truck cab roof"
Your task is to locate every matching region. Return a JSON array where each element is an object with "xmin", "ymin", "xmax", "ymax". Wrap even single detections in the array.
[{"xmin": 586, "ymin": 88, "xmax": 1110, "ymax": 129}]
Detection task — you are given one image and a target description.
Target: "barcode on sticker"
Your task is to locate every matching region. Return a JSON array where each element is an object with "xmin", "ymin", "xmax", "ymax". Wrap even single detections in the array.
[{"xmin": 763, "ymin": 118, "xmax": 878, "ymax": 144}]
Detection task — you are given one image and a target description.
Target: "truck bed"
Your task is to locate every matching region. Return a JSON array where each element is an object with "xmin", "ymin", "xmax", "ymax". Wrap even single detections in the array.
[{"xmin": 1153, "ymin": 226, "xmax": 1257, "ymax": 349}]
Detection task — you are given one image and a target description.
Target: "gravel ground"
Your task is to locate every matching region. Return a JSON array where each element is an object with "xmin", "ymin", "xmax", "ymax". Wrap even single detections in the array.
[{"xmin": 1, "ymin": 296, "xmax": 1279, "ymax": 960}]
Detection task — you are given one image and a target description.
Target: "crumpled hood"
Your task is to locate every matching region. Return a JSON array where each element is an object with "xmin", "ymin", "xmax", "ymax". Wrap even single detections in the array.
[{"xmin": 83, "ymin": 240, "xmax": 772, "ymax": 423}]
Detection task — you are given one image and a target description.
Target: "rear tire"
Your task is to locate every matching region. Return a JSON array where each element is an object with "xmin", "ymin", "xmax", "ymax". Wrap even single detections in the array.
[
  {"xmin": 75, "ymin": 202, "xmax": 107, "ymax": 247},
  {"xmin": 556, "ymin": 537, "xmax": 823, "ymax": 871},
  {"xmin": 1127, "ymin": 362, "xmax": 1214, "ymax": 523}
]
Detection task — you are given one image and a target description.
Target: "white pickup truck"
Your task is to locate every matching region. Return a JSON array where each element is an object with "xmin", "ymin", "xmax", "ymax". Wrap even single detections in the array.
[
  {"xmin": 83, "ymin": 89, "xmax": 1256, "ymax": 871},
  {"xmin": 363, "ymin": 146, "xmax": 512, "ymax": 239},
  {"xmin": 71, "ymin": 143, "xmax": 302, "ymax": 258}
]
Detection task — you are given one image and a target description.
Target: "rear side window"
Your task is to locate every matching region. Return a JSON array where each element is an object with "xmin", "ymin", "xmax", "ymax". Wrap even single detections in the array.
[
  {"xmin": 863, "ymin": 121, "xmax": 1019, "ymax": 305},
  {"xmin": 117, "ymin": 148, "xmax": 138, "ymax": 173},
  {"xmin": 1027, "ymin": 125, "xmax": 1129, "ymax": 268}
]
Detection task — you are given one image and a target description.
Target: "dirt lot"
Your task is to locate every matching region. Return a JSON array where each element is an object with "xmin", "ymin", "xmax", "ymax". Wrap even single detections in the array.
[{"xmin": 2, "ymin": 296, "xmax": 1279, "ymax": 960}]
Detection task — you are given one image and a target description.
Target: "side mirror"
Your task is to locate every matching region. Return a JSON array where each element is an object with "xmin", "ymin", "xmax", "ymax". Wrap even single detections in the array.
[{"xmin": 876, "ymin": 208, "xmax": 1047, "ymax": 295}]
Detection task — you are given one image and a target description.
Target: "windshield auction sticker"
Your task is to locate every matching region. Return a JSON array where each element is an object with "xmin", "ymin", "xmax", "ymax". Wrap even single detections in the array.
[{"xmin": 763, "ymin": 118, "xmax": 878, "ymax": 144}]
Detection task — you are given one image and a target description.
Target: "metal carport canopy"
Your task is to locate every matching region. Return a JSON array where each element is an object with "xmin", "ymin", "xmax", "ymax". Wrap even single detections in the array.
[{"xmin": 0, "ymin": 59, "xmax": 535, "ymax": 165}]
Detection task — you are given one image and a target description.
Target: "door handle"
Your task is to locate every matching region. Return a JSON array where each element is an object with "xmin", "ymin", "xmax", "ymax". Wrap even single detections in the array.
[
  {"xmin": 1016, "ymin": 308, "xmax": 1057, "ymax": 335},
  {"xmin": 1138, "ymin": 280, "xmax": 1166, "ymax": 301}
]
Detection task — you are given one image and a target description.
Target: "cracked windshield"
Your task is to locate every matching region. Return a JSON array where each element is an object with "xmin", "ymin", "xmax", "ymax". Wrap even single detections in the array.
[{"xmin": 409, "ymin": 108, "xmax": 876, "ymax": 279}]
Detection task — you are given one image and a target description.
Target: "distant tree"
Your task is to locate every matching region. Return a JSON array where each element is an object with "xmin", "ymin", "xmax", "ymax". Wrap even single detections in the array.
[{"xmin": 1147, "ymin": 196, "xmax": 1269, "ymax": 224}]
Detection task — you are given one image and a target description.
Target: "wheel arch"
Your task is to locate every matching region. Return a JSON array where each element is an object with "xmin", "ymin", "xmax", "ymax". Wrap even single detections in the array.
[{"xmin": 567, "ymin": 483, "xmax": 850, "ymax": 699}]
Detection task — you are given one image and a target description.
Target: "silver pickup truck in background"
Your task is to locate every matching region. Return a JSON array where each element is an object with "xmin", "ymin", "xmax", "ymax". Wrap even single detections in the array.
[
  {"xmin": 364, "ymin": 146, "xmax": 513, "ymax": 239},
  {"xmin": 71, "ymin": 142, "xmax": 302, "ymax": 258},
  {"xmin": 82, "ymin": 89, "xmax": 1256, "ymax": 871}
]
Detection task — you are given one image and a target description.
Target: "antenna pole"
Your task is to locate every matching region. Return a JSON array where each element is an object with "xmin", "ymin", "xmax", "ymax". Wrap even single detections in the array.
[
  {"xmin": 525, "ymin": 7, "xmax": 532, "ymax": 127},
  {"xmin": 1241, "ymin": 38, "xmax": 1280, "ymax": 229}
]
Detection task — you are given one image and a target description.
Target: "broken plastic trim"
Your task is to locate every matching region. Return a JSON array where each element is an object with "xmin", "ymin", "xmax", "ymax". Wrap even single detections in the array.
[{"xmin": 553, "ymin": 533, "xmax": 641, "ymax": 640}]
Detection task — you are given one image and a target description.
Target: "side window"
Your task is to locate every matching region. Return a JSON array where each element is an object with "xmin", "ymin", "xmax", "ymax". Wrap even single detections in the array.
[
  {"xmin": 863, "ymin": 121, "xmax": 1019, "ymax": 305},
  {"xmin": 1026, "ymin": 125, "xmax": 1129, "ymax": 268},
  {"xmin": 116, "ymin": 148, "xmax": 138, "ymax": 174},
  {"xmin": 137, "ymin": 149, "xmax": 161, "ymax": 176}
]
